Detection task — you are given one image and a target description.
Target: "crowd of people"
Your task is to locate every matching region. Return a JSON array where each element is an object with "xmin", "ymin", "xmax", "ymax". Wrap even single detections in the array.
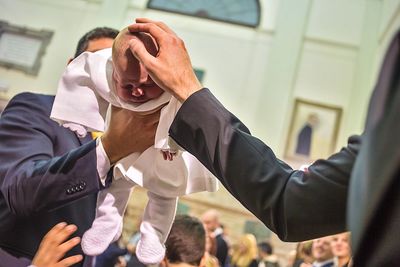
[
  {"xmin": 0, "ymin": 13, "xmax": 399, "ymax": 267},
  {"xmin": 92, "ymin": 209, "xmax": 352, "ymax": 267}
]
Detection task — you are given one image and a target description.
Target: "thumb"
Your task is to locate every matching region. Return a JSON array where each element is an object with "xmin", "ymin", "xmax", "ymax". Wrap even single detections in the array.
[{"xmin": 128, "ymin": 39, "xmax": 155, "ymax": 69}]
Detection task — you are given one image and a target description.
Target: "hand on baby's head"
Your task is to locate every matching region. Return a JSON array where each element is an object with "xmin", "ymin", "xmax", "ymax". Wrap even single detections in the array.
[
  {"xmin": 112, "ymin": 28, "xmax": 164, "ymax": 104},
  {"xmin": 112, "ymin": 28, "xmax": 174, "ymax": 162}
]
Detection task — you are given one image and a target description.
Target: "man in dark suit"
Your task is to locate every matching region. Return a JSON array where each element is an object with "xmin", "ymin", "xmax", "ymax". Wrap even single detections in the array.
[
  {"xmin": 0, "ymin": 27, "xmax": 160, "ymax": 267},
  {"xmin": 128, "ymin": 18, "xmax": 400, "ymax": 266},
  {"xmin": 311, "ymin": 237, "xmax": 334, "ymax": 267},
  {"xmin": 201, "ymin": 209, "xmax": 229, "ymax": 267}
]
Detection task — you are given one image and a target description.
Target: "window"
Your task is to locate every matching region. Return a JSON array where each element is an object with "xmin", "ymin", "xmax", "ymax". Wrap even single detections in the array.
[
  {"xmin": 0, "ymin": 21, "xmax": 53, "ymax": 75},
  {"xmin": 147, "ymin": 0, "xmax": 261, "ymax": 27}
]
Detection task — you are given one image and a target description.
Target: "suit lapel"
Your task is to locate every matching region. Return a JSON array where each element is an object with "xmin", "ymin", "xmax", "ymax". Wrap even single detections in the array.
[
  {"xmin": 348, "ymin": 30, "xmax": 400, "ymax": 254},
  {"xmin": 365, "ymin": 29, "xmax": 400, "ymax": 130}
]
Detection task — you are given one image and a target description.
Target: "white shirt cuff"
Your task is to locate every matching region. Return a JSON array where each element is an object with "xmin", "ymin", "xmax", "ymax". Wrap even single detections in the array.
[{"xmin": 96, "ymin": 137, "xmax": 111, "ymax": 186}]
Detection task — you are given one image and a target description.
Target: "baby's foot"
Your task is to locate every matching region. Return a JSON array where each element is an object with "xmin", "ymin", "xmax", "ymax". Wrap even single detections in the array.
[{"xmin": 136, "ymin": 231, "xmax": 165, "ymax": 264}]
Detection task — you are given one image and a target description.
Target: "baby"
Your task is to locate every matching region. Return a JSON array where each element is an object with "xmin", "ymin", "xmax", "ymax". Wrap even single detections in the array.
[
  {"xmin": 112, "ymin": 30, "xmax": 163, "ymax": 107},
  {"xmin": 51, "ymin": 28, "xmax": 217, "ymax": 264}
]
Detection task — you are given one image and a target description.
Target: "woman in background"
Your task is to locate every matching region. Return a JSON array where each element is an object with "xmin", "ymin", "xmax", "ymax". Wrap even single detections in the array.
[
  {"xmin": 331, "ymin": 232, "xmax": 351, "ymax": 267},
  {"xmin": 230, "ymin": 234, "xmax": 258, "ymax": 267}
]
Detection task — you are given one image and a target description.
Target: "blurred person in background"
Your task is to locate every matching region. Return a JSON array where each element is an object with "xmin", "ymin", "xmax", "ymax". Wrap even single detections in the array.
[
  {"xmin": 230, "ymin": 234, "xmax": 258, "ymax": 267},
  {"xmin": 257, "ymin": 242, "xmax": 280, "ymax": 267},
  {"xmin": 330, "ymin": 233, "xmax": 351, "ymax": 267},
  {"xmin": 201, "ymin": 210, "xmax": 229, "ymax": 267},
  {"xmin": 311, "ymin": 237, "xmax": 334, "ymax": 267}
]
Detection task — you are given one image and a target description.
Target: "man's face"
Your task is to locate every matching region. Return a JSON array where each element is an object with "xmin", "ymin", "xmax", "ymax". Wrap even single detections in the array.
[
  {"xmin": 201, "ymin": 215, "xmax": 218, "ymax": 232},
  {"xmin": 112, "ymin": 31, "xmax": 163, "ymax": 104},
  {"xmin": 86, "ymin": 38, "xmax": 114, "ymax": 53},
  {"xmin": 68, "ymin": 37, "xmax": 114, "ymax": 64},
  {"xmin": 312, "ymin": 237, "xmax": 334, "ymax": 262}
]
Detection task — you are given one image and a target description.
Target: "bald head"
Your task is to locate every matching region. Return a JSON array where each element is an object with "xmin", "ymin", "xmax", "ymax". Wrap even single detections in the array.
[
  {"xmin": 111, "ymin": 28, "xmax": 163, "ymax": 103},
  {"xmin": 201, "ymin": 209, "xmax": 220, "ymax": 232}
]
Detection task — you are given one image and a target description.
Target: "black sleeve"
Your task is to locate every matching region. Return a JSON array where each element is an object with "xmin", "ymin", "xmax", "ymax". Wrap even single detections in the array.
[{"xmin": 169, "ymin": 88, "xmax": 359, "ymax": 241}]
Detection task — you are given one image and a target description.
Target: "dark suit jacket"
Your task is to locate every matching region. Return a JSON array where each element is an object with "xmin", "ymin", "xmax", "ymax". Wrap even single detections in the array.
[
  {"xmin": 0, "ymin": 248, "xmax": 30, "ymax": 267},
  {"xmin": 215, "ymin": 233, "xmax": 228, "ymax": 267},
  {"xmin": 0, "ymin": 93, "xmax": 103, "ymax": 267},
  {"xmin": 94, "ymin": 241, "xmax": 128, "ymax": 267},
  {"xmin": 169, "ymin": 32, "xmax": 400, "ymax": 266}
]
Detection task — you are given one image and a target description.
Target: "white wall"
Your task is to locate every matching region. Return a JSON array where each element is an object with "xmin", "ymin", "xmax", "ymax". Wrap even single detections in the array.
[
  {"xmin": 376, "ymin": 0, "xmax": 400, "ymax": 69},
  {"xmin": 0, "ymin": 0, "xmax": 397, "ymax": 156}
]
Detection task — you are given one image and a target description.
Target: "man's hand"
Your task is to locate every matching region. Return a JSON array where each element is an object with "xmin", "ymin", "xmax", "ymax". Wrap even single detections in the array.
[
  {"xmin": 128, "ymin": 18, "xmax": 202, "ymax": 102},
  {"xmin": 32, "ymin": 223, "xmax": 82, "ymax": 267},
  {"xmin": 101, "ymin": 105, "xmax": 160, "ymax": 164}
]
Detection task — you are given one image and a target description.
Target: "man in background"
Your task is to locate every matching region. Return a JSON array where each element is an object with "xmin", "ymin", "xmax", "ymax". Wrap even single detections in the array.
[
  {"xmin": 161, "ymin": 215, "xmax": 206, "ymax": 267},
  {"xmin": 258, "ymin": 242, "xmax": 280, "ymax": 267},
  {"xmin": 0, "ymin": 26, "xmax": 159, "ymax": 267},
  {"xmin": 201, "ymin": 209, "xmax": 229, "ymax": 267},
  {"xmin": 311, "ymin": 237, "xmax": 334, "ymax": 267}
]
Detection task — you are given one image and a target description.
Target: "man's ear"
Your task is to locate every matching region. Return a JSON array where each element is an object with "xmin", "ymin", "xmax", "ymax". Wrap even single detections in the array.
[{"xmin": 67, "ymin": 58, "xmax": 74, "ymax": 65}]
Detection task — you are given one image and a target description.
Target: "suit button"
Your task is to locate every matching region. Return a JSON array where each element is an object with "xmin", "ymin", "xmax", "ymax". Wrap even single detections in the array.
[
  {"xmin": 71, "ymin": 187, "xmax": 76, "ymax": 193},
  {"xmin": 79, "ymin": 185, "xmax": 84, "ymax": 190},
  {"xmin": 66, "ymin": 189, "xmax": 71, "ymax": 194}
]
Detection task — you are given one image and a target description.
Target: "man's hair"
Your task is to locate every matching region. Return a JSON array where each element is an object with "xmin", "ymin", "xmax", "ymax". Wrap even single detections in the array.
[
  {"xmin": 165, "ymin": 215, "xmax": 206, "ymax": 266},
  {"xmin": 74, "ymin": 27, "xmax": 119, "ymax": 58},
  {"xmin": 258, "ymin": 241, "xmax": 273, "ymax": 255}
]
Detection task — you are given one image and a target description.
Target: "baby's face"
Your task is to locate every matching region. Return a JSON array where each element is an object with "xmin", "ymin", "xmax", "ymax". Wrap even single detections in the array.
[{"xmin": 112, "ymin": 30, "xmax": 163, "ymax": 103}]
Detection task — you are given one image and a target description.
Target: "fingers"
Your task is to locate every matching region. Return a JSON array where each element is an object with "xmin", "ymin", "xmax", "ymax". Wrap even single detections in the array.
[
  {"xmin": 128, "ymin": 22, "xmax": 168, "ymax": 43},
  {"xmin": 127, "ymin": 19, "xmax": 176, "ymax": 67},
  {"xmin": 32, "ymin": 223, "xmax": 82, "ymax": 267},
  {"xmin": 135, "ymin": 18, "xmax": 176, "ymax": 35},
  {"xmin": 128, "ymin": 38, "xmax": 156, "ymax": 68},
  {"xmin": 52, "ymin": 224, "xmax": 78, "ymax": 246},
  {"xmin": 41, "ymin": 222, "xmax": 68, "ymax": 243},
  {"xmin": 58, "ymin": 236, "xmax": 81, "ymax": 255},
  {"xmin": 40, "ymin": 223, "xmax": 77, "ymax": 249},
  {"xmin": 56, "ymin": 254, "xmax": 83, "ymax": 267}
]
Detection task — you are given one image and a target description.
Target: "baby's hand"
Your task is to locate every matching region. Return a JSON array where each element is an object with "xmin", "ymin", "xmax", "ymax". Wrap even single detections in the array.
[{"xmin": 161, "ymin": 150, "xmax": 176, "ymax": 161}]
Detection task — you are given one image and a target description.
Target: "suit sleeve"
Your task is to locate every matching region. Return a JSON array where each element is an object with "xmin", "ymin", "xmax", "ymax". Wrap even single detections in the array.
[
  {"xmin": 0, "ymin": 248, "xmax": 31, "ymax": 267},
  {"xmin": 0, "ymin": 93, "xmax": 102, "ymax": 216},
  {"xmin": 169, "ymin": 88, "xmax": 360, "ymax": 241}
]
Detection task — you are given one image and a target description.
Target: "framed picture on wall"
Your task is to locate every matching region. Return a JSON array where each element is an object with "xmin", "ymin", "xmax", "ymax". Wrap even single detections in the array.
[
  {"xmin": 0, "ymin": 21, "xmax": 53, "ymax": 76},
  {"xmin": 284, "ymin": 98, "xmax": 342, "ymax": 167}
]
